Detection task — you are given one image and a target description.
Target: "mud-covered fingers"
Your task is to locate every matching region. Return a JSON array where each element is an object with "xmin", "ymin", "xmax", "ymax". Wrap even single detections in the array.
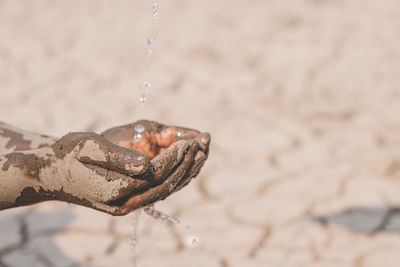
[
  {"xmin": 171, "ymin": 133, "xmax": 210, "ymax": 193},
  {"xmin": 77, "ymin": 135, "xmax": 151, "ymax": 178},
  {"xmin": 83, "ymin": 164, "xmax": 152, "ymax": 196},
  {"xmin": 171, "ymin": 126, "xmax": 201, "ymax": 140},
  {"xmin": 172, "ymin": 150, "xmax": 207, "ymax": 193},
  {"xmin": 151, "ymin": 140, "xmax": 190, "ymax": 182},
  {"xmin": 195, "ymin": 132, "xmax": 211, "ymax": 153},
  {"xmin": 155, "ymin": 140, "xmax": 199, "ymax": 195},
  {"xmin": 165, "ymin": 140, "xmax": 199, "ymax": 190},
  {"xmin": 115, "ymin": 140, "xmax": 199, "ymax": 215},
  {"xmin": 67, "ymin": 197, "xmax": 119, "ymax": 215},
  {"xmin": 189, "ymin": 150, "xmax": 207, "ymax": 178},
  {"xmin": 153, "ymin": 125, "xmax": 201, "ymax": 147},
  {"xmin": 173, "ymin": 133, "xmax": 208, "ymax": 188},
  {"xmin": 154, "ymin": 140, "xmax": 203, "ymax": 194}
]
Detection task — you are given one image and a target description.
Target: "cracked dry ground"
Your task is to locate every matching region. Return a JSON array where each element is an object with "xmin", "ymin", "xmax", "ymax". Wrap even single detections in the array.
[{"xmin": 1, "ymin": 0, "xmax": 400, "ymax": 266}]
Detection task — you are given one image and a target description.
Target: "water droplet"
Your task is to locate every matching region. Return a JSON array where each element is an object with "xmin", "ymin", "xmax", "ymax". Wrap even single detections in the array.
[
  {"xmin": 147, "ymin": 48, "xmax": 153, "ymax": 58},
  {"xmin": 185, "ymin": 235, "xmax": 199, "ymax": 248},
  {"xmin": 134, "ymin": 133, "xmax": 142, "ymax": 142},
  {"xmin": 139, "ymin": 94, "xmax": 147, "ymax": 106},
  {"xmin": 128, "ymin": 237, "xmax": 137, "ymax": 247},
  {"xmin": 177, "ymin": 131, "xmax": 182, "ymax": 137},
  {"xmin": 135, "ymin": 124, "xmax": 145, "ymax": 133},
  {"xmin": 168, "ymin": 217, "xmax": 180, "ymax": 224},
  {"xmin": 147, "ymin": 37, "xmax": 155, "ymax": 48},
  {"xmin": 152, "ymin": 3, "xmax": 159, "ymax": 17},
  {"xmin": 144, "ymin": 205, "xmax": 179, "ymax": 224},
  {"xmin": 139, "ymin": 82, "xmax": 151, "ymax": 92}
]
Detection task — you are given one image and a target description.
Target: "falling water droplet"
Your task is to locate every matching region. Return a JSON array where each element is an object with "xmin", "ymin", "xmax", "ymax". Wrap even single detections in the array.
[
  {"xmin": 152, "ymin": 3, "xmax": 159, "ymax": 17},
  {"xmin": 139, "ymin": 94, "xmax": 147, "ymax": 106},
  {"xmin": 147, "ymin": 37, "xmax": 155, "ymax": 48},
  {"xmin": 144, "ymin": 205, "xmax": 180, "ymax": 224},
  {"xmin": 185, "ymin": 234, "xmax": 199, "ymax": 248},
  {"xmin": 177, "ymin": 131, "xmax": 182, "ymax": 137},
  {"xmin": 192, "ymin": 238, "xmax": 199, "ymax": 247},
  {"xmin": 128, "ymin": 237, "xmax": 137, "ymax": 248},
  {"xmin": 147, "ymin": 48, "xmax": 153, "ymax": 58},
  {"xmin": 139, "ymin": 82, "xmax": 151, "ymax": 92},
  {"xmin": 135, "ymin": 124, "xmax": 145, "ymax": 133},
  {"xmin": 134, "ymin": 133, "xmax": 142, "ymax": 142}
]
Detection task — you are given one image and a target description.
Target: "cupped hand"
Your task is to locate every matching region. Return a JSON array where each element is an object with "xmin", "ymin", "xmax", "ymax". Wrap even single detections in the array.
[
  {"xmin": 101, "ymin": 120, "xmax": 210, "ymax": 215},
  {"xmin": 42, "ymin": 121, "xmax": 209, "ymax": 215}
]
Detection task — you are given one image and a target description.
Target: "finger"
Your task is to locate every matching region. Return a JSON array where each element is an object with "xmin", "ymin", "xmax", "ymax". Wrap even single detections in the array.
[
  {"xmin": 72, "ymin": 199, "xmax": 120, "ymax": 216},
  {"xmin": 189, "ymin": 151, "xmax": 207, "ymax": 179},
  {"xmin": 195, "ymin": 132, "xmax": 211, "ymax": 152},
  {"xmin": 77, "ymin": 135, "xmax": 151, "ymax": 177},
  {"xmin": 154, "ymin": 126, "xmax": 200, "ymax": 147},
  {"xmin": 83, "ymin": 164, "xmax": 152, "ymax": 193},
  {"xmin": 151, "ymin": 140, "xmax": 190, "ymax": 182},
  {"xmin": 172, "ymin": 150, "xmax": 207, "ymax": 193},
  {"xmin": 116, "ymin": 140, "xmax": 199, "ymax": 214}
]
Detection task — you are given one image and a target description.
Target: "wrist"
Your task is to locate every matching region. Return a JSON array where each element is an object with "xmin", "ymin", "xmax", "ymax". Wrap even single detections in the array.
[{"xmin": 0, "ymin": 147, "xmax": 55, "ymax": 209}]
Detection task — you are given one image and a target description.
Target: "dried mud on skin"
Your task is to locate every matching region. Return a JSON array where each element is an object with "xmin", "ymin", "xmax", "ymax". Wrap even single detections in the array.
[{"xmin": 2, "ymin": 0, "xmax": 400, "ymax": 266}]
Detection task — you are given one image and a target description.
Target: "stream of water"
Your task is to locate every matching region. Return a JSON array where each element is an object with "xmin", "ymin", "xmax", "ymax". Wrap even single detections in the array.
[
  {"xmin": 128, "ymin": 3, "xmax": 160, "ymax": 264},
  {"xmin": 128, "ymin": 2, "xmax": 200, "ymax": 265},
  {"xmin": 128, "ymin": 210, "xmax": 141, "ymax": 267},
  {"xmin": 138, "ymin": 2, "xmax": 159, "ymax": 107},
  {"xmin": 144, "ymin": 204, "xmax": 200, "ymax": 248}
]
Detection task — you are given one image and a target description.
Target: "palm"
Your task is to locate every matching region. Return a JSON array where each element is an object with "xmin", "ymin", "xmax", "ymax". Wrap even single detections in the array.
[
  {"xmin": 101, "ymin": 120, "xmax": 210, "ymax": 215},
  {"xmin": 102, "ymin": 120, "xmax": 206, "ymax": 159}
]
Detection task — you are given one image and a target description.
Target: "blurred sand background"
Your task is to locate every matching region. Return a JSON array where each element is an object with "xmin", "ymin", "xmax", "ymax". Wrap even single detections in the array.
[{"xmin": 1, "ymin": 0, "xmax": 400, "ymax": 266}]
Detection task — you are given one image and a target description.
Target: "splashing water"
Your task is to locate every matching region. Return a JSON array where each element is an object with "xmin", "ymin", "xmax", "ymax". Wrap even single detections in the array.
[
  {"xmin": 184, "ymin": 234, "xmax": 200, "ymax": 248},
  {"xmin": 144, "ymin": 204, "xmax": 200, "ymax": 248},
  {"xmin": 144, "ymin": 204, "xmax": 180, "ymax": 224},
  {"xmin": 128, "ymin": 206, "xmax": 200, "ymax": 267}
]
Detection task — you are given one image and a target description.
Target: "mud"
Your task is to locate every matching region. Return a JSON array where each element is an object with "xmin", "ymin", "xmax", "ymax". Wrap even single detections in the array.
[
  {"xmin": 51, "ymin": 132, "xmax": 96, "ymax": 160},
  {"xmin": 1, "ymin": 1, "xmax": 400, "ymax": 266},
  {"xmin": 0, "ymin": 127, "xmax": 32, "ymax": 151},
  {"xmin": 14, "ymin": 187, "xmax": 94, "ymax": 208},
  {"xmin": 1, "ymin": 152, "xmax": 52, "ymax": 181}
]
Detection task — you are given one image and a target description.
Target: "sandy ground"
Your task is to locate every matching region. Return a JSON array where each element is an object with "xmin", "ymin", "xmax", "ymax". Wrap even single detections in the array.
[{"xmin": 1, "ymin": 0, "xmax": 400, "ymax": 266}]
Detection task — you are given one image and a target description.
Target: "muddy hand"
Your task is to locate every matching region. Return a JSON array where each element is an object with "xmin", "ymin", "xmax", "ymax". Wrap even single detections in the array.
[
  {"xmin": 0, "ymin": 132, "xmax": 154, "ymax": 213},
  {"xmin": 43, "ymin": 132, "xmax": 156, "ymax": 214},
  {"xmin": 101, "ymin": 120, "xmax": 211, "ymax": 215}
]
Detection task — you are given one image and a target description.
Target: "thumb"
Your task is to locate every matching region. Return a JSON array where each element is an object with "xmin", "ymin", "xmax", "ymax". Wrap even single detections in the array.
[{"xmin": 77, "ymin": 134, "xmax": 151, "ymax": 177}]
